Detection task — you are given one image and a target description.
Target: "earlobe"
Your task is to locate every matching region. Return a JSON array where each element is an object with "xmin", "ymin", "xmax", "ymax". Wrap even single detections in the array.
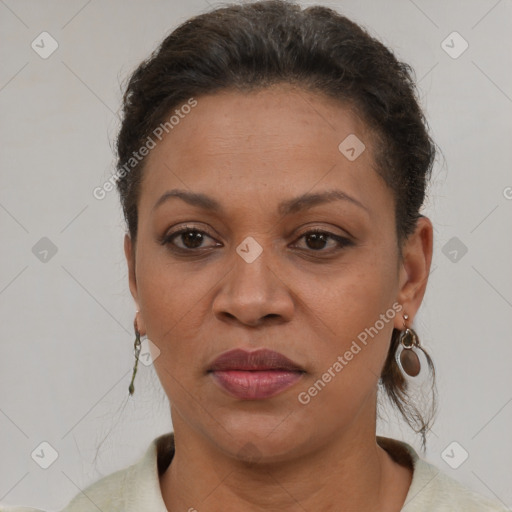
[{"xmin": 394, "ymin": 216, "xmax": 433, "ymax": 328}]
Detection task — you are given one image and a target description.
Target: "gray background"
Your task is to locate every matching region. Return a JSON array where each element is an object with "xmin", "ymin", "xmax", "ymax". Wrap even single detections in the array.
[{"xmin": 1, "ymin": 0, "xmax": 511, "ymax": 510}]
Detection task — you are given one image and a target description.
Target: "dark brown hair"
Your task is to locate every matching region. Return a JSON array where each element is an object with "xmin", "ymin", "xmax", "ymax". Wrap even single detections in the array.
[{"xmin": 115, "ymin": 0, "xmax": 437, "ymax": 447}]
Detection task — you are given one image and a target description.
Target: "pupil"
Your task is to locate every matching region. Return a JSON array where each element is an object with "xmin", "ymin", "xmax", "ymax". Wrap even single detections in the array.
[
  {"xmin": 307, "ymin": 233, "xmax": 327, "ymax": 250},
  {"xmin": 183, "ymin": 231, "xmax": 203, "ymax": 248}
]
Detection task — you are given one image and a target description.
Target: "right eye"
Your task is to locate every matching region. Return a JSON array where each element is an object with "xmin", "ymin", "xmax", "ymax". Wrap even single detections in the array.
[{"xmin": 162, "ymin": 226, "xmax": 222, "ymax": 251}]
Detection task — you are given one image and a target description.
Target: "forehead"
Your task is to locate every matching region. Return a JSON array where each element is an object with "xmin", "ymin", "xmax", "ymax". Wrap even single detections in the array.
[
  {"xmin": 139, "ymin": 85, "xmax": 390, "ymax": 217},
  {"xmin": 148, "ymin": 85, "xmax": 370, "ymax": 160}
]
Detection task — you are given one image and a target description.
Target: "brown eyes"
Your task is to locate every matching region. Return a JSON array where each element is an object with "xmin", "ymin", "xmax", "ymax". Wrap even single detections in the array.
[
  {"xmin": 171, "ymin": 229, "xmax": 213, "ymax": 250},
  {"xmin": 162, "ymin": 227, "xmax": 353, "ymax": 254}
]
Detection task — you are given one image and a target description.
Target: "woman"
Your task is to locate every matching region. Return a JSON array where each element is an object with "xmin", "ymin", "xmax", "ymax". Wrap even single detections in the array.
[{"xmin": 3, "ymin": 1, "xmax": 508, "ymax": 511}]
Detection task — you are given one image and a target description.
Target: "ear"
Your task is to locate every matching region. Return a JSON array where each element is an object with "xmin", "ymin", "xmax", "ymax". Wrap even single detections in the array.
[
  {"xmin": 124, "ymin": 233, "xmax": 146, "ymax": 334},
  {"xmin": 393, "ymin": 216, "xmax": 433, "ymax": 329},
  {"xmin": 124, "ymin": 233, "xmax": 138, "ymax": 305}
]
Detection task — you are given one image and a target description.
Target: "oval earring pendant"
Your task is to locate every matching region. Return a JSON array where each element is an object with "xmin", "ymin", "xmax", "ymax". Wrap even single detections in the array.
[
  {"xmin": 400, "ymin": 347, "xmax": 421, "ymax": 377},
  {"xmin": 395, "ymin": 342, "xmax": 429, "ymax": 385}
]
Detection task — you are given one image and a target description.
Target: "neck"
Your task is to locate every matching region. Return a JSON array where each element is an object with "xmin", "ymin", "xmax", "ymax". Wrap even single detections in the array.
[{"xmin": 159, "ymin": 410, "xmax": 412, "ymax": 512}]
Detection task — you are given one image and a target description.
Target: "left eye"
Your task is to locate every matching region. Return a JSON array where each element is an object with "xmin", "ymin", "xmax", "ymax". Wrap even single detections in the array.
[{"xmin": 293, "ymin": 230, "xmax": 352, "ymax": 251}]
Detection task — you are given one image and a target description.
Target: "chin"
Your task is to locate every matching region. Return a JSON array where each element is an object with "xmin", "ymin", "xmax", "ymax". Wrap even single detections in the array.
[{"xmin": 206, "ymin": 408, "xmax": 310, "ymax": 464}]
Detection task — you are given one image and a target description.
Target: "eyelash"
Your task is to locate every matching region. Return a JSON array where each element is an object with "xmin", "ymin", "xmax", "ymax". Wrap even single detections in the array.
[{"xmin": 161, "ymin": 225, "xmax": 354, "ymax": 255}]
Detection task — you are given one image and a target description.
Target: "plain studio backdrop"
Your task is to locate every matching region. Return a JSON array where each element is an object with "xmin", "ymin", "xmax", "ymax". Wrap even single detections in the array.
[{"xmin": 1, "ymin": 0, "xmax": 511, "ymax": 510}]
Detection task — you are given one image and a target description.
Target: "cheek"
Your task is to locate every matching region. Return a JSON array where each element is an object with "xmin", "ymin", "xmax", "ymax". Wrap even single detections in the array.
[
  {"xmin": 307, "ymin": 246, "xmax": 399, "ymax": 342},
  {"xmin": 137, "ymin": 274, "xmax": 209, "ymax": 354},
  {"xmin": 134, "ymin": 245, "xmax": 225, "ymax": 381},
  {"xmin": 298, "ymin": 249, "xmax": 399, "ymax": 398},
  {"xmin": 293, "ymin": 301, "xmax": 396, "ymax": 428}
]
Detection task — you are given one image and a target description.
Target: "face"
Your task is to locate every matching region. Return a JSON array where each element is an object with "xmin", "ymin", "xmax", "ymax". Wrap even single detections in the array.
[{"xmin": 125, "ymin": 85, "xmax": 430, "ymax": 462}]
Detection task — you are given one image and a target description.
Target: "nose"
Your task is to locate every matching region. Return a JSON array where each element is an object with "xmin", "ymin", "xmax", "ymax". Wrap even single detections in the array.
[{"xmin": 212, "ymin": 243, "xmax": 295, "ymax": 328}]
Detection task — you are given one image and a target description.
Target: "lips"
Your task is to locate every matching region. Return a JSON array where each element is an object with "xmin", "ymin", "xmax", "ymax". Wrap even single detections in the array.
[{"xmin": 208, "ymin": 348, "xmax": 305, "ymax": 400}]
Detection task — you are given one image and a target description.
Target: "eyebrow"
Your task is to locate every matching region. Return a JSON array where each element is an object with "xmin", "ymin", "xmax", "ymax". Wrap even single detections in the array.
[{"xmin": 152, "ymin": 188, "xmax": 369, "ymax": 216}]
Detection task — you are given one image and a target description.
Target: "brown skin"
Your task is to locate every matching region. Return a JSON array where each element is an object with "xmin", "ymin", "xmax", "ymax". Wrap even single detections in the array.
[{"xmin": 124, "ymin": 84, "xmax": 433, "ymax": 511}]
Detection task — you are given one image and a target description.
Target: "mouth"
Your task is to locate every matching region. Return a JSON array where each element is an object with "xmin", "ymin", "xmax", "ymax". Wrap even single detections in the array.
[{"xmin": 207, "ymin": 348, "xmax": 305, "ymax": 400}]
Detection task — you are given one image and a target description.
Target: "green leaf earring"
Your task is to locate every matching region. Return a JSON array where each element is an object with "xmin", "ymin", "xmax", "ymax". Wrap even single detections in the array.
[{"xmin": 128, "ymin": 314, "xmax": 142, "ymax": 396}]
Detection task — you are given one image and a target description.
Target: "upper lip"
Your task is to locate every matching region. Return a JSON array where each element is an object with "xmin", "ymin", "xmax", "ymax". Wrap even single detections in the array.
[{"xmin": 208, "ymin": 348, "xmax": 304, "ymax": 372}]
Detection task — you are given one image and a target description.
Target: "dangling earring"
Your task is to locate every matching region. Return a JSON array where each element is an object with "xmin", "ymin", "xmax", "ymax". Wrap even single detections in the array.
[
  {"xmin": 395, "ymin": 313, "xmax": 422, "ymax": 378},
  {"xmin": 128, "ymin": 313, "xmax": 142, "ymax": 396}
]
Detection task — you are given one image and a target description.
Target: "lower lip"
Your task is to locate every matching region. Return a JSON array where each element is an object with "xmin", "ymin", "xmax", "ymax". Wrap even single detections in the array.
[{"xmin": 210, "ymin": 370, "xmax": 303, "ymax": 400}]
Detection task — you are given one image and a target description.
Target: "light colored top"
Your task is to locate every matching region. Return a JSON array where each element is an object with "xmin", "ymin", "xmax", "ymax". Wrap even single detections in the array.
[{"xmin": 2, "ymin": 432, "xmax": 508, "ymax": 511}]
